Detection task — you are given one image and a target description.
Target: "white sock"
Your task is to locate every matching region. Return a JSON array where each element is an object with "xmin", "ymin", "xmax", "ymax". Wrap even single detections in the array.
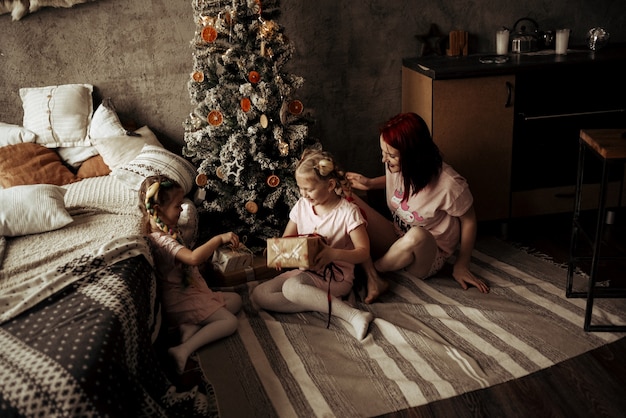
[{"xmin": 282, "ymin": 274, "xmax": 374, "ymax": 340}]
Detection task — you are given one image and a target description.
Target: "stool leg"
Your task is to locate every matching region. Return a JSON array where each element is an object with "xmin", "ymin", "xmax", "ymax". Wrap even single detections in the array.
[
  {"xmin": 584, "ymin": 157, "xmax": 609, "ymax": 331},
  {"xmin": 567, "ymin": 140, "xmax": 585, "ymax": 297}
]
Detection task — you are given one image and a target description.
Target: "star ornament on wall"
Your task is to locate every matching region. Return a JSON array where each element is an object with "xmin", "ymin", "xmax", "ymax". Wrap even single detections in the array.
[{"xmin": 415, "ymin": 24, "xmax": 445, "ymax": 56}]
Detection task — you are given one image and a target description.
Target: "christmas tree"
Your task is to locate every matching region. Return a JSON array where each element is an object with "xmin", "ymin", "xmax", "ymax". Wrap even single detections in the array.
[{"xmin": 183, "ymin": 0, "xmax": 319, "ymax": 249}]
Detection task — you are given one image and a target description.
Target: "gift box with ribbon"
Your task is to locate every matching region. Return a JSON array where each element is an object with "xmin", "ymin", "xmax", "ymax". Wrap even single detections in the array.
[
  {"xmin": 211, "ymin": 254, "xmax": 278, "ymax": 286},
  {"xmin": 212, "ymin": 244, "xmax": 253, "ymax": 273},
  {"xmin": 266, "ymin": 235, "xmax": 323, "ymax": 269}
]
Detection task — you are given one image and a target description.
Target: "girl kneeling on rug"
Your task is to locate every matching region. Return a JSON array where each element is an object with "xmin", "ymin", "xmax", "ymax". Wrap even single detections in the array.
[
  {"xmin": 140, "ymin": 175, "xmax": 242, "ymax": 374},
  {"xmin": 251, "ymin": 148, "xmax": 374, "ymax": 340}
]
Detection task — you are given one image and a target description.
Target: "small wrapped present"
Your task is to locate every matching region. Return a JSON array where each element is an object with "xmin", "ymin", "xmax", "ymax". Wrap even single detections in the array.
[
  {"xmin": 212, "ymin": 244, "xmax": 253, "ymax": 273},
  {"xmin": 211, "ymin": 255, "xmax": 279, "ymax": 286},
  {"xmin": 266, "ymin": 236, "xmax": 323, "ymax": 269}
]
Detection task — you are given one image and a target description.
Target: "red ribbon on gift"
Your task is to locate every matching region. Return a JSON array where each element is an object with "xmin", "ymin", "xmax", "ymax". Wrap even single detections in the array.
[{"xmin": 322, "ymin": 262, "xmax": 344, "ymax": 328}]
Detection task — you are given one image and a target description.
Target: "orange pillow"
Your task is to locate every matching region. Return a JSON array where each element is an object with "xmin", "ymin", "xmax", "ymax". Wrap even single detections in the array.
[
  {"xmin": 0, "ymin": 143, "xmax": 78, "ymax": 188},
  {"xmin": 77, "ymin": 155, "xmax": 111, "ymax": 179}
]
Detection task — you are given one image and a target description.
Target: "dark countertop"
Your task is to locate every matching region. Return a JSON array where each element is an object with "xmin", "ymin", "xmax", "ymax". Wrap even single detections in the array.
[{"xmin": 403, "ymin": 44, "xmax": 626, "ymax": 80}]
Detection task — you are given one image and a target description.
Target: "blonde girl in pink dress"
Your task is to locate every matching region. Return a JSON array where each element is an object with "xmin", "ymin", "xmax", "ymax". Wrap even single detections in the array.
[
  {"xmin": 251, "ymin": 149, "xmax": 374, "ymax": 340},
  {"xmin": 140, "ymin": 175, "xmax": 242, "ymax": 374}
]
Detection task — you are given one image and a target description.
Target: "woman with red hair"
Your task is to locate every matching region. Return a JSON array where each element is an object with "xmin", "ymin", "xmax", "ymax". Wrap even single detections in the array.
[{"xmin": 346, "ymin": 112, "xmax": 489, "ymax": 303}]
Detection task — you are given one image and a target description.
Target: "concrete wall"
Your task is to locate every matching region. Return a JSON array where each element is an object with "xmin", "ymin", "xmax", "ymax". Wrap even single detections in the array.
[{"xmin": 1, "ymin": 0, "xmax": 624, "ymax": 176}]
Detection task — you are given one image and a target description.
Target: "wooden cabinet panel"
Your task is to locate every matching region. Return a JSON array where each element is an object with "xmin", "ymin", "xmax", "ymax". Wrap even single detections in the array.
[{"xmin": 402, "ymin": 67, "xmax": 514, "ymax": 221}]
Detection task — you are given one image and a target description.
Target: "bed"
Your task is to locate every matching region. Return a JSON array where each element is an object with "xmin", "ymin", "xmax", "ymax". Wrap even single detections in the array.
[{"xmin": 0, "ymin": 84, "xmax": 215, "ymax": 417}]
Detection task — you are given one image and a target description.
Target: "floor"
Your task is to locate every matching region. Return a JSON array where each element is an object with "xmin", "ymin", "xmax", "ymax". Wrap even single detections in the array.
[
  {"xmin": 159, "ymin": 209, "xmax": 626, "ymax": 417},
  {"xmin": 488, "ymin": 208, "xmax": 626, "ymax": 289},
  {"xmin": 379, "ymin": 209, "xmax": 626, "ymax": 418}
]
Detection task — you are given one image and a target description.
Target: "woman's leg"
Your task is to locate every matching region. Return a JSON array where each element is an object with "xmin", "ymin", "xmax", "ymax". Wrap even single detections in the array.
[
  {"xmin": 349, "ymin": 194, "xmax": 398, "ymax": 303},
  {"xmin": 282, "ymin": 274, "xmax": 374, "ymax": 340},
  {"xmin": 374, "ymin": 226, "xmax": 438, "ymax": 279},
  {"xmin": 169, "ymin": 308, "xmax": 238, "ymax": 374},
  {"xmin": 361, "ymin": 258, "xmax": 389, "ymax": 304}
]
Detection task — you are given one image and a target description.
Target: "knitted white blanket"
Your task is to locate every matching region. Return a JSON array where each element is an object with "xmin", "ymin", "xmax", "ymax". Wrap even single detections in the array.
[{"xmin": 0, "ymin": 177, "xmax": 151, "ymax": 323}]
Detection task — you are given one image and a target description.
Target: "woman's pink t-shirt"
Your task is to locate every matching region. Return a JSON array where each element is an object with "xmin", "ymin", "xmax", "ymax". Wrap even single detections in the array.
[{"xmin": 385, "ymin": 163, "xmax": 473, "ymax": 256}]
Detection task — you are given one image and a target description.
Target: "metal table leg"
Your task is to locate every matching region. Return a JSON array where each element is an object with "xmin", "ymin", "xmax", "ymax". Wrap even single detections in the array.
[{"xmin": 566, "ymin": 135, "xmax": 626, "ymax": 332}]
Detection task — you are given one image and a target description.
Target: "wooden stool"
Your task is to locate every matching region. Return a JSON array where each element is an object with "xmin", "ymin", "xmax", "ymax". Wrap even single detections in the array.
[{"xmin": 566, "ymin": 128, "xmax": 626, "ymax": 331}]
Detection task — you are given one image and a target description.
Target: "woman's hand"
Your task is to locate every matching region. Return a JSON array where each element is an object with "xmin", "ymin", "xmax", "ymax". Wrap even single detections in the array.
[
  {"xmin": 452, "ymin": 263, "xmax": 489, "ymax": 293},
  {"xmin": 346, "ymin": 172, "xmax": 370, "ymax": 190},
  {"xmin": 452, "ymin": 205, "xmax": 488, "ymax": 293}
]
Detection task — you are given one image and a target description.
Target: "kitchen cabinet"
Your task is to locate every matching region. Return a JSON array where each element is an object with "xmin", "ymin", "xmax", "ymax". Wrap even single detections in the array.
[
  {"xmin": 402, "ymin": 46, "xmax": 626, "ymax": 222},
  {"xmin": 402, "ymin": 68, "xmax": 514, "ymax": 220}
]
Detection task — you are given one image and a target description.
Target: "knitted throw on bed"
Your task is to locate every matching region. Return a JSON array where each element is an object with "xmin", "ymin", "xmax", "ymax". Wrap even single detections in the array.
[{"xmin": 0, "ymin": 176, "xmax": 149, "ymax": 324}]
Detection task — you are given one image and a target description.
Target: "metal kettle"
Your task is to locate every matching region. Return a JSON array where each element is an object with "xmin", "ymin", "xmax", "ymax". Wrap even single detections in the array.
[{"xmin": 511, "ymin": 17, "xmax": 539, "ymax": 53}]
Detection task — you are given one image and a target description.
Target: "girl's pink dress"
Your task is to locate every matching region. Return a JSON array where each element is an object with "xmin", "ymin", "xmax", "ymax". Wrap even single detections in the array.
[{"xmin": 149, "ymin": 232, "xmax": 225, "ymax": 327}]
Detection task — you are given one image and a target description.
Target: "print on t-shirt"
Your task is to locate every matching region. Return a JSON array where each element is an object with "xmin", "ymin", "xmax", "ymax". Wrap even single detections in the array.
[{"xmin": 390, "ymin": 187, "xmax": 424, "ymax": 233}]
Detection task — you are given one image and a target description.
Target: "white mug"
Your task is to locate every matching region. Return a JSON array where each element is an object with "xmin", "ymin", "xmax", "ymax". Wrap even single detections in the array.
[
  {"xmin": 496, "ymin": 29, "xmax": 509, "ymax": 55},
  {"xmin": 555, "ymin": 29, "xmax": 570, "ymax": 55}
]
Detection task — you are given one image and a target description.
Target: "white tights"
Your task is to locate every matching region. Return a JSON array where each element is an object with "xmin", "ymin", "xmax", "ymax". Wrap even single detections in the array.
[{"xmin": 251, "ymin": 272, "xmax": 374, "ymax": 340}]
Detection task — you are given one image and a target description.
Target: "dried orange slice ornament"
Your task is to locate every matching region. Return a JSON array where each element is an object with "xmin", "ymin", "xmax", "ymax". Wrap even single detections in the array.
[
  {"xmin": 240, "ymin": 97, "xmax": 252, "ymax": 112},
  {"xmin": 248, "ymin": 70, "xmax": 260, "ymax": 84},
  {"xmin": 287, "ymin": 100, "xmax": 303, "ymax": 115},
  {"xmin": 201, "ymin": 25, "xmax": 218, "ymax": 43},
  {"xmin": 207, "ymin": 110, "xmax": 223, "ymax": 126},
  {"xmin": 267, "ymin": 174, "xmax": 280, "ymax": 187},
  {"xmin": 215, "ymin": 166, "xmax": 225, "ymax": 179},
  {"xmin": 195, "ymin": 173, "xmax": 208, "ymax": 187},
  {"xmin": 192, "ymin": 71, "xmax": 204, "ymax": 82},
  {"xmin": 245, "ymin": 201, "xmax": 259, "ymax": 214}
]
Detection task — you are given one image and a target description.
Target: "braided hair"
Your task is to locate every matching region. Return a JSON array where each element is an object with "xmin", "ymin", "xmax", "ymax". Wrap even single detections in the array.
[{"xmin": 138, "ymin": 175, "xmax": 183, "ymax": 241}]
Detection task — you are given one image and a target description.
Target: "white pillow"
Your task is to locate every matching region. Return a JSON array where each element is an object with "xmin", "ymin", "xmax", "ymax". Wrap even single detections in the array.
[
  {"xmin": 57, "ymin": 146, "xmax": 100, "ymax": 168},
  {"xmin": 89, "ymin": 101, "xmax": 126, "ymax": 139},
  {"xmin": 0, "ymin": 184, "xmax": 73, "ymax": 236},
  {"xmin": 20, "ymin": 84, "xmax": 94, "ymax": 148},
  {"xmin": 0, "ymin": 123, "xmax": 37, "ymax": 146},
  {"xmin": 111, "ymin": 145, "xmax": 197, "ymax": 194},
  {"xmin": 56, "ymin": 99, "xmax": 125, "ymax": 168},
  {"xmin": 93, "ymin": 125, "xmax": 163, "ymax": 169}
]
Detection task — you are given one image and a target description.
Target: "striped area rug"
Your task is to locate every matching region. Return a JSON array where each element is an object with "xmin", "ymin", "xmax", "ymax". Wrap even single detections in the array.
[{"xmin": 198, "ymin": 237, "xmax": 625, "ymax": 418}]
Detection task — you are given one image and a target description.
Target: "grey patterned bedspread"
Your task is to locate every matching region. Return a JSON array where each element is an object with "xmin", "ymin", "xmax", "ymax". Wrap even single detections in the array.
[{"xmin": 0, "ymin": 177, "xmax": 217, "ymax": 417}]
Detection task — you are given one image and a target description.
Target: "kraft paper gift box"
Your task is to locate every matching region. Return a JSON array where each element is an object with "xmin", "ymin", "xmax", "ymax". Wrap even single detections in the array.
[
  {"xmin": 212, "ymin": 244, "xmax": 253, "ymax": 273},
  {"xmin": 266, "ymin": 236, "xmax": 323, "ymax": 269},
  {"xmin": 211, "ymin": 255, "xmax": 279, "ymax": 286}
]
